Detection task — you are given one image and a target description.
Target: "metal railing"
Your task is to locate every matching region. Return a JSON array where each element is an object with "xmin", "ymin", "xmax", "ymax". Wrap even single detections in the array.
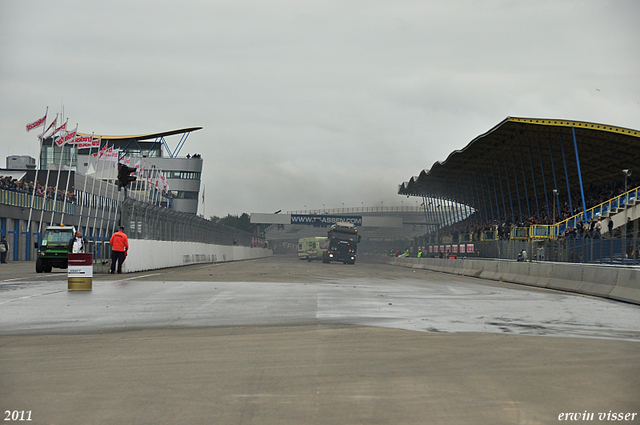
[
  {"xmin": 0, "ymin": 188, "xmax": 75, "ymax": 215},
  {"xmin": 554, "ymin": 186, "xmax": 639, "ymax": 236}
]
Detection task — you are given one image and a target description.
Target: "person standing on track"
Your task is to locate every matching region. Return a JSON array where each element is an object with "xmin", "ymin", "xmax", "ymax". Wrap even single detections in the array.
[
  {"xmin": 68, "ymin": 231, "xmax": 87, "ymax": 254},
  {"xmin": 0, "ymin": 235, "xmax": 8, "ymax": 264},
  {"xmin": 109, "ymin": 226, "xmax": 129, "ymax": 274}
]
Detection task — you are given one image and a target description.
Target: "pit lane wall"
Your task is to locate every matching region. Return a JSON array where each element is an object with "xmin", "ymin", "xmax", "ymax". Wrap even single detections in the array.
[
  {"xmin": 391, "ymin": 257, "xmax": 640, "ymax": 305},
  {"xmin": 104, "ymin": 240, "xmax": 272, "ymax": 273}
]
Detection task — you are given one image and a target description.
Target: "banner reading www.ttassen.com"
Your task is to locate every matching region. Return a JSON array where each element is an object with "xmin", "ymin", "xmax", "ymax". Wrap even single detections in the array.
[{"xmin": 290, "ymin": 215, "xmax": 363, "ymax": 226}]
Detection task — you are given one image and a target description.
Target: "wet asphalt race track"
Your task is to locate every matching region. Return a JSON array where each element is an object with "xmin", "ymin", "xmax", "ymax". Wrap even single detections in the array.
[{"xmin": 1, "ymin": 255, "xmax": 639, "ymax": 425}]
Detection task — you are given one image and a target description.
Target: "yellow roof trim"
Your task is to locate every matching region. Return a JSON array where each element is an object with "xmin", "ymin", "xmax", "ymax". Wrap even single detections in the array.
[{"xmin": 508, "ymin": 117, "xmax": 640, "ymax": 138}]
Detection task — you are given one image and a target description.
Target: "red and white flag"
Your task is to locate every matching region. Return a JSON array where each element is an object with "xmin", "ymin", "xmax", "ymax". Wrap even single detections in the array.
[
  {"xmin": 26, "ymin": 113, "xmax": 47, "ymax": 132},
  {"xmin": 52, "ymin": 119, "xmax": 67, "ymax": 137},
  {"xmin": 109, "ymin": 148, "xmax": 120, "ymax": 162},
  {"xmin": 159, "ymin": 174, "xmax": 169, "ymax": 192},
  {"xmin": 55, "ymin": 126, "xmax": 77, "ymax": 146},
  {"xmin": 39, "ymin": 115, "xmax": 58, "ymax": 139},
  {"xmin": 75, "ymin": 134, "xmax": 93, "ymax": 148},
  {"xmin": 100, "ymin": 146, "xmax": 113, "ymax": 160},
  {"xmin": 93, "ymin": 144, "xmax": 107, "ymax": 158}
]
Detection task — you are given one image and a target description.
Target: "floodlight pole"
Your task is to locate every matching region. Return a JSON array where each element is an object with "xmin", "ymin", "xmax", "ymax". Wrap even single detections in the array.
[
  {"xmin": 622, "ymin": 169, "xmax": 632, "ymax": 263},
  {"xmin": 552, "ymin": 189, "xmax": 558, "ymax": 226}
]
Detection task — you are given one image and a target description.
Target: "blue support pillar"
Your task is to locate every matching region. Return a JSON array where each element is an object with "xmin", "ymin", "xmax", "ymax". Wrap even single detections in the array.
[
  {"xmin": 460, "ymin": 181, "xmax": 468, "ymax": 224},
  {"xmin": 572, "ymin": 127, "xmax": 588, "ymax": 217},
  {"xmin": 490, "ymin": 165, "xmax": 501, "ymax": 222},
  {"xmin": 467, "ymin": 179, "xmax": 479, "ymax": 225},
  {"xmin": 453, "ymin": 183, "xmax": 461, "ymax": 225},
  {"xmin": 502, "ymin": 161, "xmax": 515, "ymax": 223},
  {"xmin": 528, "ymin": 147, "xmax": 541, "ymax": 220},
  {"xmin": 478, "ymin": 171, "xmax": 492, "ymax": 223},
  {"xmin": 520, "ymin": 153, "xmax": 532, "ymax": 219},
  {"xmin": 494, "ymin": 164, "xmax": 507, "ymax": 223},
  {"xmin": 538, "ymin": 143, "xmax": 550, "ymax": 220},
  {"xmin": 11, "ymin": 220, "xmax": 19, "ymax": 261},
  {"xmin": 439, "ymin": 196, "xmax": 446, "ymax": 228},
  {"xmin": 458, "ymin": 180, "xmax": 470, "ymax": 224},
  {"xmin": 442, "ymin": 196, "xmax": 450, "ymax": 227},
  {"xmin": 487, "ymin": 171, "xmax": 497, "ymax": 222},
  {"xmin": 21, "ymin": 229, "xmax": 30, "ymax": 261},
  {"xmin": 473, "ymin": 173, "xmax": 489, "ymax": 224},
  {"xmin": 467, "ymin": 180, "xmax": 480, "ymax": 224},
  {"xmin": 435, "ymin": 196, "xmax": 443, "ymax": 230},
  {"xmin": 511, "ymin": 156, "xmax": 523, "ymax": 223},
  {"xmin": 560, "ymin": 133, "xmax": 574, "ymax": 216},
  {"xmin": 548, "ymin": 136, "xmax": 561, "ymax": 219},
  {"xmin": 482, "ymin": 171, "xmax": 493, "ymax": 222}
]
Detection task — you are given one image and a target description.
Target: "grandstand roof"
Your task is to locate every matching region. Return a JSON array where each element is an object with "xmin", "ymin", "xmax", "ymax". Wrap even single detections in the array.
[
  {"xmin": 78, "ymin": 126, "xmax": 202, "ymax": 140},
  {"xmin": 398, "ymin": 117, "xmax": 640, "ymax": 218}
]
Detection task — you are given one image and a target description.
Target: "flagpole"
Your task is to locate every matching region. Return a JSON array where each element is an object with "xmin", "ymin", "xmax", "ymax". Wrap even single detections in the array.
[
  {"xmin": 154, "ymin": 167, "xmax": 161, "ymax": 206},
  {"xmin": 158, "ymin": 167, "xmax": 164, "ymax": 207},
  {"xmin": 143, "ymin": 159, "xmax": 150, "ymax": 203},
  {"xmin": 77, "ymin": 134, "xmax": 97, "ymax": 230},
  {"xmin": 26, "ymin": 106, "xmax": 48, "ymax": 239},
  {"xmin": 131, "ymin": 159, "xmax": 141, "ymax": 201},
  {"xmin": 106, "ymin": 148, "xmax": 121, "ymax": 239},
  {"xmin": 94, "ymin": 144, "xmax": 111, "ymax": 258},
  {"xmin": 88, "ymin": 143, "xmax": 106, "ymax": 229},
  {"xmin": 37, "ymin": 117, "xmax": 68, "ymax": 232},
  {"xmin": 49, "ymin": 132, "xmax": 68, "ymax": 226},
  {"xmin": 95, "ymin": 144, "xmax": 111, "ymax": 257},
  {"xmin": 60, "ymin": 129, "xmax": 82, "ymax": 225},
  {"xmin": 49, "ymin": 123, "xmax": 76, "ymax": 226},
  {"xmin": 38, "ymin": 126, "xmax": 57, "ymax": 235}
]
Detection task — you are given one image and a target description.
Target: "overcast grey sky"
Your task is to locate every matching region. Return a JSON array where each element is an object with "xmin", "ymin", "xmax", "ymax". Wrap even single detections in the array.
[{"xmin": 1, "ymin": 0, "xmax": 639, "ymax": 217}]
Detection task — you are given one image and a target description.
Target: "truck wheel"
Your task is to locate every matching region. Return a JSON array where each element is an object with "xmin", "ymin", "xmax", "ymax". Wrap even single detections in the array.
[
  {"xmin": 35, "ymin": 258, "xmax": 44, "ymax": 273},
  {"xmin": 44, "ymin": 264, "xmax": 53, "ymax": 273}
]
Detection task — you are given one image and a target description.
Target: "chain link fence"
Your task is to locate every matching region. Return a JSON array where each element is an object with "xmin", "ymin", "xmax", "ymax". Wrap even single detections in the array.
[
  {"xmin": 120, "ymin": 197, "xmax": 254, "ymax": 246},
  {"xmin": 417, "ymin": 233, "xmax": 639, "ymax": 266}
]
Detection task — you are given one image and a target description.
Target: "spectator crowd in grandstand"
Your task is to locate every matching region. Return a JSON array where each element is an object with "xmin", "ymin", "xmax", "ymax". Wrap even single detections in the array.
[
  {"xmin": 425, "ymin": 176, "xmax": 639, "ymax": 244},
  {"xmin": 1, "ymin": 175, "xmax": 76, "ymax": 203}
]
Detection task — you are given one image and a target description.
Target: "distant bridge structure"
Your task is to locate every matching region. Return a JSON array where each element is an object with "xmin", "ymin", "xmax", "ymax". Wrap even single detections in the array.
[{"xmin": 251, "ymin": 205, "xmax": 464, "ymax": 250}]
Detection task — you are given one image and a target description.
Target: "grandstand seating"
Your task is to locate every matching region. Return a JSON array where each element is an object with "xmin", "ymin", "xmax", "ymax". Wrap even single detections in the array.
[{"xmin": 555, "ymin": 186, "xmax": 639, "ymax": 237}]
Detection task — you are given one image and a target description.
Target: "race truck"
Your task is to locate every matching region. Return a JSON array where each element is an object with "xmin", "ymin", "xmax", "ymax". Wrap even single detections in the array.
[
  {"xmin": 34, "ymin": 224, "xmax": 76, "ymax": 273},
  {"xmin": 322, "ymin": 222, "xmax": 361, "ymax": 265}
]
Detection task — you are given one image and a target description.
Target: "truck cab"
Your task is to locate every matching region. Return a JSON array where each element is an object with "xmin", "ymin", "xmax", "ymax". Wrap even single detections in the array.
[
  {"xmin": 34, "ymin": 225, "xmax": 76, "ymax": 273},
  {"xmin": 322, "ymin": 222, "xmax": 360, "ymax": 265}
]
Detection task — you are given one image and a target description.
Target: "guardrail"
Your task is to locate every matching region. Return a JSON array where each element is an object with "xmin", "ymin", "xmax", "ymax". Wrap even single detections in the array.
[{"xmin": 391, "ymin": 257, "xmax": 640, "ymax": 305}]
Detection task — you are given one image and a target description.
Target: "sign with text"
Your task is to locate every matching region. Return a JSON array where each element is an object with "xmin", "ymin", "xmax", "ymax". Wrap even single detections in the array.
[
  {"xmin": 290, "ymin": 214, "xmax": 363, "ymax": 227},
  {"xmin": 68, "ymin": 253, "xmax": 93, "ymax": 291}
]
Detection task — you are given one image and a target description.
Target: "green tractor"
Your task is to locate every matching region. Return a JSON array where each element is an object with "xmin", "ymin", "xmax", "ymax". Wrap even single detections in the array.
[{"xmin": 34, "ymin": 225, "xmax": 76, "ymax": 273}]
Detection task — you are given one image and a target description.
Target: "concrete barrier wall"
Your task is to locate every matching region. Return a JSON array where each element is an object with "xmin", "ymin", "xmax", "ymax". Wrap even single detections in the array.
[
  {"xmin": 111, "ymin": 240, "xmax": 272, "ymax": 273},
  {"xmin": 391, "ymin": 257, "xmax": 640, "ymax": 305}
]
